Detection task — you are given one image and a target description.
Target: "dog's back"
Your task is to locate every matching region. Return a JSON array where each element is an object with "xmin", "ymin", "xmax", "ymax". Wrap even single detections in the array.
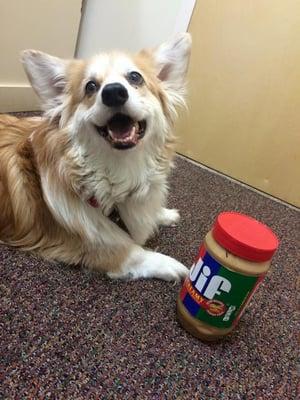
[{"xmin": 0, "ymin": 115, "xmax": 47, "ymax": 246}]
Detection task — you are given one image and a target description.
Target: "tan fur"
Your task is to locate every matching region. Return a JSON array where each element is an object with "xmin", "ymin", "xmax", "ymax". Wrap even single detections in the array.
[{"xmin": 0, "ymin": 115, "xmax": 129, "ymax": 271}]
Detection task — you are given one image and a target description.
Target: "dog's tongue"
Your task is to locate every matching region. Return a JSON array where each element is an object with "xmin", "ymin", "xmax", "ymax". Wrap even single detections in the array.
[{"xmin": 107, "ymin": 114, "xmax": 136, "ymax": 139}]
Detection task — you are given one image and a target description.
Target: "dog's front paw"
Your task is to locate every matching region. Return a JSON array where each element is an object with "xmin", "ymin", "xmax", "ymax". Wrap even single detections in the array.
[
  {"xmin": 108, "ymin": 248, "xmax": 188, "ymax": 282},
  {"xmin": 158, "ymin": 208, "xmax": 180, "ymax": 227},
  {"xmin": 145, "ymin": 253, "xmax": 188, "ymax": 281}
]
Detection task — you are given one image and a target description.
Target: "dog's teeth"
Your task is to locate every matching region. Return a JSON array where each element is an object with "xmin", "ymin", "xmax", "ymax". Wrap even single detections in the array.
[
  {"xmin": 108, "ymin": 125, "xmax": 137, "ymax": 144},
  {"xmin": 122, "ymin": 127, "xmax": 136, "ymax": 143}
]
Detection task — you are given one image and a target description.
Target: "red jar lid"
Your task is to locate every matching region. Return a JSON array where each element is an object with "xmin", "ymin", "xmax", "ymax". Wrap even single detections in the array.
[{"xmin": 212, "ymin": 212, "xmax": 279, "ymax": 262}]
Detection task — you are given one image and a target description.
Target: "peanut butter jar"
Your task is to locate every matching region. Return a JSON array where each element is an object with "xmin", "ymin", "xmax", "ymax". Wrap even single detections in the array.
[{"xmin": 177, "ymin": 212, "xmax": 279, "ymax": 341}]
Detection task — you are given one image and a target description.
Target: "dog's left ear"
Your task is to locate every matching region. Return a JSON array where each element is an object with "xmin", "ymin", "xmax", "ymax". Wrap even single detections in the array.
[
  {"xmin": 153, "ymin": 33, "xmax": 192, "ymax": 91},
  {"xmin": 21, "ymin": 50, "xmax": 68, "ymax": 110}
]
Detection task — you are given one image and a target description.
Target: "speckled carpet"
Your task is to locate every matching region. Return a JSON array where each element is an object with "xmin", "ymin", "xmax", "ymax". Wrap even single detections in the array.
[{"xmin": 0, "ymin": 113, "xmax": 299, "ymax": 399}]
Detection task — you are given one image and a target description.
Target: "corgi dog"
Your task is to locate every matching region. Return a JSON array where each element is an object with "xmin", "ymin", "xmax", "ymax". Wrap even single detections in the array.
[{"xmin": 0, "ymin": 33, "xmax": 191, "ymax": 281}]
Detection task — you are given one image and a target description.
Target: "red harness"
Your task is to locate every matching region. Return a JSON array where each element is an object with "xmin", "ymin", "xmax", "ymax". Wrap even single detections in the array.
[{"xmin": 87, "ymin": 196, "xmax": 99, "ymax": 208}]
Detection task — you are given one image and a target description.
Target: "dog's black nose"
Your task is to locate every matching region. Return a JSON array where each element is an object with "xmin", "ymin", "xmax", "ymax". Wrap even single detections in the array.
[{"xmin": 102, "ymin": 83, "xmax": 129, "ymax": 107}]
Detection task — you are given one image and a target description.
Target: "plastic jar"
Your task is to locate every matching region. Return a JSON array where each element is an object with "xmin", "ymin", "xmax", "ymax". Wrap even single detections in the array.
[{"xmin": 177, "ymin": 211, "xmax": 279, "ymax": 341}]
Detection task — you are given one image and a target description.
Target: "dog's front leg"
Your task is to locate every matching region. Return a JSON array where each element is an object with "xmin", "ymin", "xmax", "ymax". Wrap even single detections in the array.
[
  {"xmin": 43, "ymin": 227, "xmax": 188, "ymax": 282},
  {"xmin": 42, "ymin": 195, "xmax": 188, "ymax": 281},
  {"xmin": 41, "ymin": 174, "xmax": 187, "ymax": 280},
  {"xmin": 107, "ymin": 243, "xmax": 188, "ymax": 281},
  {"xmin": 118, "ymin": 202, "xmax": 180, "ymax": 244},
  {"xmin": 117, "ymin": 198, "xmax": 162, "ymax": 245},
  {"xmin": 96, "ymin": 215, "xmax": 187, "ymax": 281},
  {"xmin": 156, "ymin": 207, "xmax": 180, "ymax": 227}
]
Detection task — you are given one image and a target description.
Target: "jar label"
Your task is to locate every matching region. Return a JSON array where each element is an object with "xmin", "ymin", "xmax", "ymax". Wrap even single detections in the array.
[{"xmin": 179, "ymin": 245, "xmax": 265, "ymax": 329}]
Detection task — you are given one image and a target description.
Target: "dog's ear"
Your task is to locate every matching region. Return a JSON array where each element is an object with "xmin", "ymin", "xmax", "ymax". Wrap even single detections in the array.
[
  {"xmin": 153, "ymin": 33, "xmax": 191, "ymax": 92},
  {"xmin": 21, "ymin": 50, "xmax": 68, "ymax": 109}
]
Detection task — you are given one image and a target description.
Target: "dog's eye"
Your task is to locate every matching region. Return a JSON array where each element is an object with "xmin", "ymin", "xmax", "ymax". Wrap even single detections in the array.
[
  {"xmin": 127, "ymin": 71, "xmax": 144, "ymax": 86},
  {"xmin": 85, "ymin": 80, "xmax": 99, "ymax": 95}
]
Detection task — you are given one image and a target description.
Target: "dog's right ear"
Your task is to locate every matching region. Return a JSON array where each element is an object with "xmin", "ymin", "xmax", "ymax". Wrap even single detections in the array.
[{"xmin": 21, "ymin": 50, "xmax": 68, "ymax": 109}]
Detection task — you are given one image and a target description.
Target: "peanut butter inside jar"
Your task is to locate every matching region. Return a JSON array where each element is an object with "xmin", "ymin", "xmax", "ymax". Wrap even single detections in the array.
[{"xmin": 177, "ymin": 212, "xmax": 279, "ymax": 341}]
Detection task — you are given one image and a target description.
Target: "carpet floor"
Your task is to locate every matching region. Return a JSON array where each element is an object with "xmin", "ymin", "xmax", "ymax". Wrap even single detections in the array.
[{"xmin": 0, "ymin": 113, "xmax": 299, "ymax": 399}]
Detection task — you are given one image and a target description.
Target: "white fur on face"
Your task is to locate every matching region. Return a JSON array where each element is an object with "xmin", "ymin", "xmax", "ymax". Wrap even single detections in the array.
[
  {"xmin": 85, "ymin": 53, "xmax": 150, "ymax": 123},
  {"xmin": 66, "ymin": 52, "xmax": 169, "ymax": 167},
  {"xmin": 82, "ymin": 53, "xmax": 163, "ymax": 143}
]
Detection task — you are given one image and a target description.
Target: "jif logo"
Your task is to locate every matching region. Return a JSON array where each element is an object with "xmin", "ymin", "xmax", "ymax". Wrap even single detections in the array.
[{"xmin": 190, "ymin": 258, "xmax": 231, "ymax": 300}]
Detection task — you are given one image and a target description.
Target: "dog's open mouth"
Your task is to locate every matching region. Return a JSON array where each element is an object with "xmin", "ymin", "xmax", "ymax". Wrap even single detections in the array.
[{"xmin": 95, "ymin": 113, "xmax": 146, "ymax": 149}]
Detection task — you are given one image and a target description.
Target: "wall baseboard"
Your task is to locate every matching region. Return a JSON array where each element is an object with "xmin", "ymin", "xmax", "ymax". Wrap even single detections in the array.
[
  {"xmin": 0, "ymin": 85, "xmax": 40, "ymax": 112},
  {"xmin": 177, "ymin": 153, "xmax": 299, "ymax": 211}
]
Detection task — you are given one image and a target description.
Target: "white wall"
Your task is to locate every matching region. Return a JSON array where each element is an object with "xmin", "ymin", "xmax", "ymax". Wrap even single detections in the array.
[{"xmin": 76, "ymin": 0, "xmax": 195, "ymax": 58}]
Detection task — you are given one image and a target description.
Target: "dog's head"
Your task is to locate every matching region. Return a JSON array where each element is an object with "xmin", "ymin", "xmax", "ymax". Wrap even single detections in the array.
[{"xmin": 21, "ymin": 34, "xmax": 191, "ymax": 152}]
